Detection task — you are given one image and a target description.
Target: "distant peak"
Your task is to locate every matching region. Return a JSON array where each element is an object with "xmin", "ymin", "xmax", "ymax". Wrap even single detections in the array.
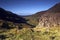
[
  {"xmin": 54, "ymin": 2, "xmax": 60, "ymax": 7},
  {"xmin": 56, "ymin": 2, "xmax": 60, "ymax": 5},
  {"xmin": 48, "ymin": 2, "xmax": 60, "ymax": 12}
]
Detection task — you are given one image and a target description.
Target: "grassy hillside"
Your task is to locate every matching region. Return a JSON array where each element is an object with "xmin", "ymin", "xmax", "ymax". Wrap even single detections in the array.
[
  {"xmin": 0, "ymin": 20, "xmax": 60, "ymax": 40},
  {"xmin": 0, "ymin": 26, "xmax": 60, "ymax": 40}
]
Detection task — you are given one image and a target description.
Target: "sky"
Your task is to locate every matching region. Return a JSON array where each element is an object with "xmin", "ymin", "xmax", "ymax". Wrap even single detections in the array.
[{"xmin": 0, "ymin": 0, "xmax": 60, "ymax": 15}]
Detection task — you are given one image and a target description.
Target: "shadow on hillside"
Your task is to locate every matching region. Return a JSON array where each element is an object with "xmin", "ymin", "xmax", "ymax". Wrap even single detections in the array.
[
  {"xmin": 0, "ymin": 35, "xmax": 8, "ymax": 40},
  {"xmin": 25, "ymin": 23, "xmax": 35, "ymax": 28},
  {"xmin": 0, "ymin": 21, "xmax": 35, "ymax": 30},
  {"xmin": 0, "ymin": 22, "xmax": 14, "ymax": 30}
]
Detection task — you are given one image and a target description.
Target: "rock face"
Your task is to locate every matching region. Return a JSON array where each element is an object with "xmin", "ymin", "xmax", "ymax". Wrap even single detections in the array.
[{"xmin": 36, "ymin": 3, "xmax": 60, "ymax": 27}]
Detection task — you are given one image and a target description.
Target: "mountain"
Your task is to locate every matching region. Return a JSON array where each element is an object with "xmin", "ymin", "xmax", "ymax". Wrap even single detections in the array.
[
  {"xmin": 0, "ymin": 8, "xmax": 35, "ymax": 30},
  {"xmin": 24, "ymin": 3, "xmax": 60, "ymax": 28},
  {"xmin": 36, "ymin": 3, "xmax": 60, "ymax": 27},
  {"xmin": 0, "ymin": 8, "xmax": 27, "ymax": 23}
]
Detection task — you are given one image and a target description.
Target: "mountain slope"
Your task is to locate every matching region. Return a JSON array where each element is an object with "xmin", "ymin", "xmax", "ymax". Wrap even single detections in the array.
[
  {"xmin": 24, "ymin": 11, "xmax": 46, "ymax": 26},
  {"xmin": 36, "ymin": 3, "xmax": 60, "ymax": 27},
  {"xmin": 0, "ymin": 8, "xmax": 27, "ymax": 23}
]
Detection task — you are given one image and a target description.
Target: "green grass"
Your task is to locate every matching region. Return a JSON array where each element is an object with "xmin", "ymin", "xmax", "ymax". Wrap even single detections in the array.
[{"xmin": 0, "ymin": 27, "xmax": 60, "ymax": 40}]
